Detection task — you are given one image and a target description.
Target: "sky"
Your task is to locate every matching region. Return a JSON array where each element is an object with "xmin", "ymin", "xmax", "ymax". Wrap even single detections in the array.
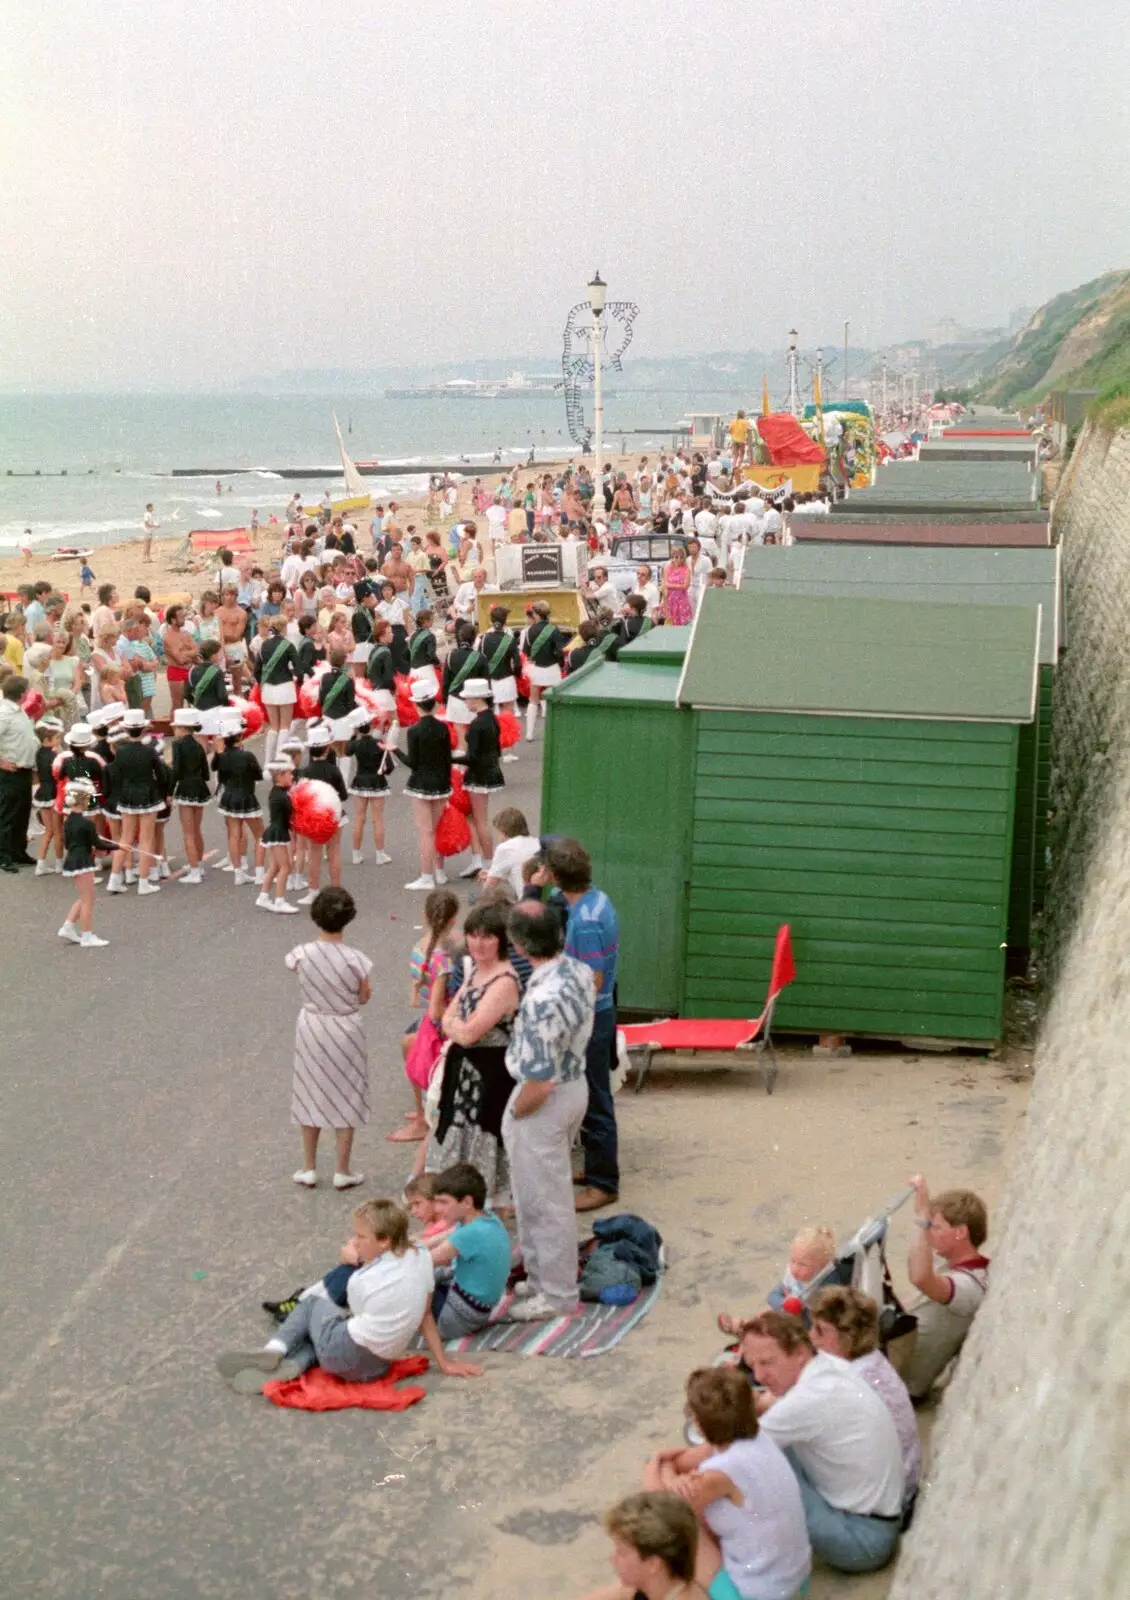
[{"xmin": 2, "ymin": 0, "xmax": 1129, "ymax": 390}]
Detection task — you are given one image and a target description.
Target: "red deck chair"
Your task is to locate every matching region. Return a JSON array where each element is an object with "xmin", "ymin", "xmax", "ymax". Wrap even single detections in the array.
[{"xmin": 619, "ymin": 924, "xmax": 796, "ymax": 1095}]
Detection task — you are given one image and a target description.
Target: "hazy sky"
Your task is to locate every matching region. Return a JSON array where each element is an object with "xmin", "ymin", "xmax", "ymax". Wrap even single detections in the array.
[{"xmin": 2, "ymin": 0, "xmax": 1128, "ymax": 389}]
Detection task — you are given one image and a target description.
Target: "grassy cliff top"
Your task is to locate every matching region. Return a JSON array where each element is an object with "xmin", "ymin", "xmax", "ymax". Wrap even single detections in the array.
[{"xmin": 973, "ymin": 271, "xmax": 1130, "ymax": 411}]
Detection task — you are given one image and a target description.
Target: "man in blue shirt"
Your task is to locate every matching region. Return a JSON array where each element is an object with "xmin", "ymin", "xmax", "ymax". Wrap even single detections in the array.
[{"xmin": 546, "ymin": 837, "xmax": 620, "ymax": 1211}]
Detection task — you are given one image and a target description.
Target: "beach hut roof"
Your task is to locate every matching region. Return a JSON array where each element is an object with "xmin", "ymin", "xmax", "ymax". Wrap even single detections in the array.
[
  {"xmin": 551, "ymin": 659, "xmax": 680, "ymax": 707},
  {"xmin": 676, "ymin": 590, "xmax": 1040, "ymax": 723},
  {"xmin": 617, "ymin": 625, "xmax": 691, "ymax": 664},
  {"xmin": 738, "ymin": 544, "xmax": 1061, "ymax": 662}
]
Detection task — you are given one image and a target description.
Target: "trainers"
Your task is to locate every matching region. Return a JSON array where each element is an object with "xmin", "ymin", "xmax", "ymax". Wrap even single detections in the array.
[
  {"xmin": 54, "ymin": 860, "xmax": 63, "ymax": 873},
  {"xmin": 255, "ymin": 891, "xmax": 274, "ymax": 911},
  {"xmin": 272, "ymin": 899, "xmax": 300, "ymax": 914},
  {"xmin": 458, "ymin": 860, "xmax": 483, "ymax": 880},
  {"xmin": 292, "ymin": 1169, "xmax": 316, "ymax": 1188},
  {"xmin": 253, "ymin": 866, "xmax": 266, "ymax": 886},
  {"xmin": 182, "ymin": 868, "xmax": 203, "ymax": 885},
  {"xmin": 502, "ymin": 753, "xmax": 519, "ymax": 764},
  {"xmin": 35, "ymin": 860, "xmax": 53, "ymax": 877},
  {"xmin": 511, "ymin": 1279, "xmax": 534, "ymax": 1299},
  {"xmin": 105, "ymin": 875, "xmax": 126, "ymax": 894},
  {"xmin": 57, "ymin": 921, "xmax": 81, "ymax": 944},
  {"xmin": 374, "ymin": 850, "xmax": 391, "ymax": 865},
  {"xmin": 296, "ymin": 888, "xmax": 318, "ymax": 905},
  {"xmin": 404, "ymin": 875, "xmax": 436, "ymax": 891},
  {"xmin": 261, "ymin": 1289, "xmax": 306, "ymax": 1322},
  {"xmin": 137, "ymin": 880, "xmax": 161, "ymax": 896},
  {"xmin": 351, "ymin": 849, "xmax": 365, "ymax": 865},
  {"xmin": 233, "ymin": 869, "xmax": 252, "ymax": 886},
  {"xmin": 79, "ymin": 931, "xmax": 109, "ymax": 948},
  {"xmin": 218, "ymin": 856, "xmax": 234, "ymax": 871},
  {"xmin": 435, "ymin": 866, "xmax": 448, "ymax": 884},
  {"xmin": 333, "ymin": 1171, "xmax": 365, "ymax": 1190},
  {"xmin": 124, "ymin": 870, "xmax": 138, "ymax": 885},
  {"xmin": 507, "ymin": 1293, "xmax": 573, "ymax": 1322},
  {"xmin": 158, "ymin": 860, "xmax": 172, "ymax": 880}
]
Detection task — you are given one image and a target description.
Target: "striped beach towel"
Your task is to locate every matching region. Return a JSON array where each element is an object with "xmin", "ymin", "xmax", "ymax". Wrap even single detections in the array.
[{"xmin": 414, "ymin": 1278, "xmax": 662, "ymax": 1359}]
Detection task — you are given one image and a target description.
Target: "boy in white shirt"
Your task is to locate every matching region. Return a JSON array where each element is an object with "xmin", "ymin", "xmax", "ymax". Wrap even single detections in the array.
[
  {"xmin": 217, "ymin": 1199, "xmax": 482, "ymax": 1393},
  {"xmin": 481, "ymin": 806, "xmax": 540, "ymax": 894}
]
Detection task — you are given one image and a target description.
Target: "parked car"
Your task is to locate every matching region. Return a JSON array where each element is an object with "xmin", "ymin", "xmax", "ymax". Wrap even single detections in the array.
[{"xmin": 603, "ymin": 532, "xmax": 689, "ymax": 594}]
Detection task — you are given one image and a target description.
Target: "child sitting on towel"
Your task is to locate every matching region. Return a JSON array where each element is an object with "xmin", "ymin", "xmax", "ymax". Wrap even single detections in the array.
[
  {"xmin": 427, "ymin": 1162, "xmax": 513, "ymax": 1339},
  {"xmin": 223, "ymin": 1198, "xmax": 481, "ymax": 1394}
]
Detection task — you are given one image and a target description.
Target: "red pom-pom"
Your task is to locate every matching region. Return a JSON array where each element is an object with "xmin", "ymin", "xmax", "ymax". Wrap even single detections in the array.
[
  {"xmin": 781, "ymin": 1296, "xmax": 805, "ymax": 1318},
  {"xmin": 247, "ymin": 682, "xmax": 264, "ymax": 711},
  {"xmin": 229, "ymin": 694, "xmax": 265, "ymax": 738},
  {"xmin": 515, "ymin": 657, "xmax": 531, "ymax": 701},
  {"xmin": 445, "ymin": 718, "xmax": 459, "ymax": 749},
  {"xmin": 434, "ymin": 803, "xmax": 471, "ymax": 857},
  {"xmin": 21, "ymin": 689, "xmax": 45, "ymax": 721},
  {"xmin": 497, "ymin": 709, "xmax": 521, "ymax": 748},
  {"xmin": 297, "ymin": 664, "xmax": 330, "ymax": 721},
  {"xmin": 395, "ymin": 687, "xmax": 419, "ymax": 726},
  {"xmin": 291, "ymin": 778, "xmax": 343, "ymax": 843},
  {"xmin": 450, "ymin": 769, "xmax": 472, "ymax": 815}
]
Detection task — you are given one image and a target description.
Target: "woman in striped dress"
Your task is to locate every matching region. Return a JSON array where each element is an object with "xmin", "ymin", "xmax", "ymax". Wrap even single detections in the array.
[{"xmin": 286, "ymin": 886, "xmax": 373, "ymax": 1191}]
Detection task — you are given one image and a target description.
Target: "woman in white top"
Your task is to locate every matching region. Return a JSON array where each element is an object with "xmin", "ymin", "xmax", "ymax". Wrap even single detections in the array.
[
  {"xmin": 644, "ymin": 1367, "xmax": 811, "ymax": 1600},
  {"xmin": 810, "ymin": 1286, "xmax": 920, "ymax": 1505}
]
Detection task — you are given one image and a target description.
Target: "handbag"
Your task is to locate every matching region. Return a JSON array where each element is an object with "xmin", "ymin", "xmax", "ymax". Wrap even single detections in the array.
[{"xmin": 405, "ymin": 1013, "xmax": 443, "ymax": 1091}]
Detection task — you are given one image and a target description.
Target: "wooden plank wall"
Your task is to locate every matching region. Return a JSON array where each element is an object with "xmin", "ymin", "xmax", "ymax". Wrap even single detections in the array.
[{"xmin": 684, "ymin": 712, "xmax": 1018, "ymax": 1042}]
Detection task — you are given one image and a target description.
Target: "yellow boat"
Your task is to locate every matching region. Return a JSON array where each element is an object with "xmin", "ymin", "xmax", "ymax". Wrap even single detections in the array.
[
  {"xmin": 301, "ymin": 415, "xmax": 373, "ymax": 518},
  {"xmin": 300, "ymin": 493, "xmax": 372, "ymax": 518}
]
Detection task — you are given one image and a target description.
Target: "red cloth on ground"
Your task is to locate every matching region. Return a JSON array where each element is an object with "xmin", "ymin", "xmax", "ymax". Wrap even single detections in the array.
[{"xmin": 263, "ymin": 1355, "xmax": 430, "ymax": 1411}]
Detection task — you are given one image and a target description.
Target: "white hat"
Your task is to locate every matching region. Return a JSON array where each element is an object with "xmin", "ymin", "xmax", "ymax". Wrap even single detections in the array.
[
  {"xmin": 410, "ymin": 681, "xmax": 436, "ymax": 704},
  {"xmin": 35, "ymin": 716, "xmax": 64, "ymax": 733},
  {"xmin": 347, "ymin": 705, "xmax": 372, "ymax": 729},
  {"xmin": 266, "ymin": 759, "xmax": 293, "ymax": 774},
  {"xmin": 65, "ymin": 723, "xmax": 95, "ymax": 747},
  {"xmin": 306, "ymin": 723, "xmax": 333, "ymax": 748},
  {"xmin": 108, "ymin": 727, "xmax": 129, "ymax": 744},
  {"xmin": 122, "ymin": 708, "xmax": 148, "ymax": 729},
  {"xmin": 217, "ymin": 711, "xmax": 244, "ymax": 737},
  {"xmin": 461, "ymin": 678, "xmax": 492, "ymax": 701},
  {"xmin": 64, "ymin": 777, "xmax": 98, "ymax": 805},
  {"xmin": 87, "ymin": 706, "xmax": 118, "ymax": 730},
  {"xmin": 278, "ymin": 737, "xmax": 305, "ymax": 754},
  {"xmin": 173, "ymin": 707, "xmax": 202, "ymax": 727}
]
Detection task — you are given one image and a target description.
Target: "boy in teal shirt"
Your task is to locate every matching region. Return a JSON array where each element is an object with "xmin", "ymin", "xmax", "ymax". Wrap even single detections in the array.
[{"xmin": 429, "ymin": 1163, "xmax": 512, "ymax": 1338}]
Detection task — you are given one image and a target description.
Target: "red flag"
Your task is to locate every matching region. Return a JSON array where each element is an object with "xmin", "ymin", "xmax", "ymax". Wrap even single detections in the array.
[{"xmin": 768, "ymin": 923, "xmax": 796, "ymax": 998}]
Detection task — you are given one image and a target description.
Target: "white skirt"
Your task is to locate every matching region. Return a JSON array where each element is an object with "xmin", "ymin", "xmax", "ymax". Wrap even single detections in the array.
[
  {"xmin": 446, "ymin": 695, "xmax": 474, "ymax": 726},
  {"xmin": 369, "ymin": 688, "xmax": 397, "ymax": 714},
  {"xmin": 491, "ymin": 674, "xmax": 518, "ymax": 704},
  {"xmin": 528, "ymin": 663, "xmax": 563, "ymax": 688},
  {"xmin": 326, "ymin": 715, "xmax": 356, "ymax": 742},
  {"xmin": 261, "ymin": 680, "xmax": 297, "ymax": 707},
  {"xmin": 409, "ymin": 665, "xmax": 440, "ymax": 698}
]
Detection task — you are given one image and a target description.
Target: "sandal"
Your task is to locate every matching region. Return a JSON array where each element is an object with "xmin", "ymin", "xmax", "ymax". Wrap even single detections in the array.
[
  {"xmin": 716, "ymin": 1312, "xmax": 740, "ymax": 1336},
  {"xmin": 385, "ymin": 1120, "xmax": 427, "ymax": 1143}
]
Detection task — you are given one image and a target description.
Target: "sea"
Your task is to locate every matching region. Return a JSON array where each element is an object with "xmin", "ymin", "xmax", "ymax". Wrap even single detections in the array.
[{"xmin": 0, "ymin": 390, "xmax": 746, "ymax": 555}]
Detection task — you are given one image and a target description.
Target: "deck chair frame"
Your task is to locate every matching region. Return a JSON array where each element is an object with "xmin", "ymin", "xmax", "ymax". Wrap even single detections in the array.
[{"xmin": 628, "ymin": 990, "xmax": 783, "ymax": 1095}]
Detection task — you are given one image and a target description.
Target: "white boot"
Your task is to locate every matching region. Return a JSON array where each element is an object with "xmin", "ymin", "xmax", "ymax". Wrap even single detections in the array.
[
  {"xmin": 340, "ymin": 755, "xmax": 355, "ymax": 790},
  {"xmin": 57, "ymin": 920, "xmax": 81, "ymax": 944},
  {"xmin": 253, "ymin": 864, "xmax": 266, "ymax": 886},
  {"xmin": 525, "ymin": 703, "xmax": 538, "ymax": 741},
  {"xmin": 34, "ymin": 860, "xmax": 52, "ymax": 877},
  {"xmin": 374, "ymin": 850, "xmax": 391, "ymax": 865},
  {"xmin": 125, "ymin": 869, "xmax": 138, "ymax": 885},
  {"xmin": 233, "ymin": 868, "xmax": 252, "ymax": 886},
  {"xmin": 137, "ymin": 879, "xmax": 161, "ymax": 896},
  {"xmin": 272, "ymin": 898, "xmax": 300, "ymax": 914},
  {"xmin": 54, "ymin": 858, "xmax": 63, "ymax": 873},
  {"xmin": 404, "ymin": 874, "xmax": 436, "ymax": 891},
  {"xmin": 105, "ymin": 873, "xmax": 126, "ymax": 894},
  {"xmin": 79, "ymin": 931, "xmax": 109, "ymax": 948},
  {"xmin": 351, "ymin": 849, "xmax": 364, "ymax": 865},
  {"xmin": 182, "ymin": 867, "xmax": 203, "ymax": 885},
  {"xmin": 255, "ymin": 891, "xmax": 274, "ymax": 910},
  {"xmin": 264, "ymin": 728, "xmax": 278, "ymax": 766},
  {"xmin": 158, "ymin": 859, "xmax": 171, "ymax": 880}
]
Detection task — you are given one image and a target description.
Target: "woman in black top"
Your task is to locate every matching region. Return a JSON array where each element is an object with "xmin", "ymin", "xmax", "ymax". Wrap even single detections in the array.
[
  {"xmin": 258, "ymin": 762, "xmax": 298, "ymax": 912},
  {"xmin": 406, "ymin": 609, "xmax": 440, "ymax": 700},
  {"xmin": 608, "ymin": 595, "xmax": 653, "ymax": 661},
  {"xmin": 475, "ymin": 604, "xmax": 521, "ymax": 724},
  {"xmin": 107, "ymin": 720, "xmax": 167, "ymax": 895},
  {"xmin": 519, "ymin": 600, "xmax": 565, "ymax": 741},
  {"xmin": 32, "ymin": 722, "xmax": 63, "ymax": 874},
  {"xmin": 442, "ymin": 620, "xmax": 488, "ymax": 753},
  {"xmin": 188, "ymin": 639, "xmax": 231, "ymax": 740},
  {"xmin": 212, "ymin": 728, "xmax": 265, "ymax": 887},
  {"xmin": 346, "ymin": 720, "xmax": 393, "ymax": 866},
  {"xmin": 58, "ymin": 783, "xmax": 108, "ymax": 948},
  {"xmin": 295, "ymin": 615, "xmax": 324, "ymax": 682},
  {"xmin": 171, "ymin": 708, "xmax": 211, "ymax": 881},
  {"xmin": 453, "ymin": 680, "xmax": 504, "ymax": 879},
  {"xmin": 364, "ymin": 620, "xmax": 397, "ymax": 714},
  {"xmin": 395, "ymin": 690, "xmax": 453, "ymax": 891},
  {"xmin": 254, "ymin": 617, "xmax": 301, "ymax": 758}
]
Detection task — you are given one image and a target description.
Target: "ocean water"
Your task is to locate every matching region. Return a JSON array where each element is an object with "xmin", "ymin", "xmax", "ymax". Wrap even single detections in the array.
[{"xmin": 0, "ymin": 391, "xmax": 738, "ymax": 554}]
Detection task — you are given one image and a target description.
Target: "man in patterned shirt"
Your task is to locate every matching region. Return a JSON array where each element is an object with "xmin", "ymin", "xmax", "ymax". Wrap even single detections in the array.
[{"xmin": 502, "ymin": 902, "xmax": 596, "ymax": 1322}]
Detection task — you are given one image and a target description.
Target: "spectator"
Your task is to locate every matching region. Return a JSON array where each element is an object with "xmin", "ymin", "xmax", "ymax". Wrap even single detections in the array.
[
  {"xmin": 810, "ymin": 1286, "xmax": 921, "ymax": 1508},
  {"xmin": 578, "ymin": 1492, "xmax": 700, "ymax": 1600},
  {"xmin": 0, "ymin": 676, "xmax": 37, "ymax": 872},
  {"xmin": 545, "ymin": 838, "xmax": 620, "ymax": 1212},
  {"xmin": 502, "ymin": 901, "xmax": 595, "ymax": 1321},
  {"xmin": 741, "ymin": 1311, "xmax": 904, "ymax": 1573},
  {"xmin": 902, "ymin": 1176, "xmax": 990, "ymax": 1401},
  {"xmin": 481, "ymin": 807, "xmax": 540, "ymax": 896}
]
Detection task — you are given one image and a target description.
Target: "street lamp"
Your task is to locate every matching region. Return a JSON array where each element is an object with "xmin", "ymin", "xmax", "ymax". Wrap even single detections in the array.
[{"xmin": 588, "ymin": 271, "xmax": 607, "ymax": 488}]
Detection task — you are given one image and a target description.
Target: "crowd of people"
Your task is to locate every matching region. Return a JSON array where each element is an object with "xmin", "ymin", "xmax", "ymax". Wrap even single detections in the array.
[{"xmin": 2, "ymin": 459, "xmax": 996, "ymax": 1593}]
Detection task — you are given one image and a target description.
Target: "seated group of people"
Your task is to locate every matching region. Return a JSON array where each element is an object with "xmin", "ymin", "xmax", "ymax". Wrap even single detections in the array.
[{"xmin": 580, "ymin": 1178, "xmax": 990, "ymax": 1599}]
